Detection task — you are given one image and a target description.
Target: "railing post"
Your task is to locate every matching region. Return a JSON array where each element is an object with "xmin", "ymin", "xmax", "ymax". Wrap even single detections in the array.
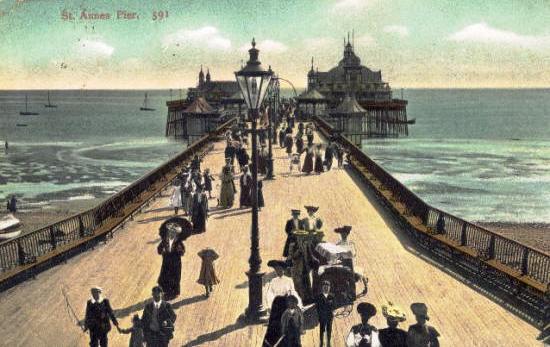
[
  {"xmin": 17, "ymin": 241, "xmax": 26, "ymax": 266},
  {"xmin": 78, "ymin": 216, "xmax": 85, "ymax": 238},
  {"xmin": 436, "ymin": 213, "xmax": 445, "ymax": 234},
  {"xmin": 49, "ymin": 227, "xmax": 57, "ymax": 250},
  {"xmin": 520, "ymin": 247, "xmax": 529, "ymax": 276},
  {"xmin": 460, "ymin": 223, "xmax": 468, "ymax": 246},
  {"xmin": 488, "ymin": 234, "xmax": 496, "ymax": 260}
]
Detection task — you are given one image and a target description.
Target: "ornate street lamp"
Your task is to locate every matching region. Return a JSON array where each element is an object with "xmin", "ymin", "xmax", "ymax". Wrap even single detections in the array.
[{"xmin": 235, "ymin": 38, "xmax": 272, "ymax": 322}]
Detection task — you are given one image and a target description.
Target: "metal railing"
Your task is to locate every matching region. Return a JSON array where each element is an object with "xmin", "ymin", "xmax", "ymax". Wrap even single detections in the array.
[
  {"xmin": 313, "ymin": 115, "xmax": 550, "ymax": 290},
  {"xmin": 0, "ymin": 117, "xmax": 237, "ymax": 285}
]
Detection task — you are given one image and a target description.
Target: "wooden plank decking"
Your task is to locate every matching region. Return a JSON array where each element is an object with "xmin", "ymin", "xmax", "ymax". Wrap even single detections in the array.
[{"xmin": 0, "ymin": 132, "xmax": 540, "ymax": 346}]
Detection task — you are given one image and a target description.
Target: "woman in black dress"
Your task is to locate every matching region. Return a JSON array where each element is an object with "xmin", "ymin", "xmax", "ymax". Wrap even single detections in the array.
[
  {"xmin": 295, "ymin": 135, "xmax": 304, "ymax": 155},
  {"xmin": 301, "ymin": 144, "xmax": 314, "ymax": 174},
  {"xmin": 157, "ymin": 219, "xmax": 187, "ymax": 301}
]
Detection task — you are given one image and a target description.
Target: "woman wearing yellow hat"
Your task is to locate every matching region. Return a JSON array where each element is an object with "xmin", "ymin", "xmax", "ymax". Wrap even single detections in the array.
[{"xmin": 379, "ymin": 302, "xmax": 407, "ymax": 347}]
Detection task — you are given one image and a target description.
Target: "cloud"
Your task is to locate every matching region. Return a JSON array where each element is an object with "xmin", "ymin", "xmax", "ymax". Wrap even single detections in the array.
[
  {"xmin": 240, "ymin": 39, "xmax": 288, "ymax": 53},
  {"xmin": 333, "ymin": 0, "xmax": 369, "ymax": 10},
  {"xmin": 355, "ymin": 34, "xmax": 376, "ymax": 46},
  {"xmin": 77, "ymin": 39, "xmax": 114, "ymax": 58},
  {"xmin": 449, "ymin": 22, "xmax": 550, "ymax": 48},
  {"xmin": 384, "ymin": 25, "xmax": 409, "ymax": 37},
  {"xmin": 162, "ymin": 26, "xmax": 231, "ymax": 50}
]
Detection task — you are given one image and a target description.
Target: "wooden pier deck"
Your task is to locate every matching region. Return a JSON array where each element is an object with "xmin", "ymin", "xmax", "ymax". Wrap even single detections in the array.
[{"xmin": 0, "ymin": 132, "xmax": 540, "ymax": 346}]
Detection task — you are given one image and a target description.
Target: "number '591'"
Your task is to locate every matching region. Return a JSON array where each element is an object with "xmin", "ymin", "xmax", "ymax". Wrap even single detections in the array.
[{"xmin": 153, "ymin": 11, "xmax": 168, "ymax": 20}]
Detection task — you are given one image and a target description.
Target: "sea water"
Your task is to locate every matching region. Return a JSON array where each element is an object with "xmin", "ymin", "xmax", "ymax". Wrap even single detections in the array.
[
  {"xmin": 0, "ymin": 90, "xmax": 184, "ymax": 209},
  {"xmin": 1, "ymin": 89, "xmax": 549, "ymax": 223},
  {"xmin": 362, "ymin": 89, "xmax": 550, "ymax": 223}
]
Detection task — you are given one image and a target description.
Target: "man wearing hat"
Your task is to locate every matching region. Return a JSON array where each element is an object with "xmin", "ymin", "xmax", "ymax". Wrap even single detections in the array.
[
  {"xmin": 345, "ymin": 302, "xmax": 381, "ymax": 347},
  {"xmin": 263, "ymin": 260, "xmax": 302, "ymax": 347},
  {"xmin": 224, "ymin": 140, "xmax": 236, "ymax": 171},
  {"xmin": 379, "ymin": 302, "xmax": 407, "ymax": 347},
  {"xmin": 141, "ymin": 286, "xmax": 177, "ymax": 347},
  {"xmin": 283, "ymin": 209, "xmax": 302, "ymax": 257},
  {"xmin": 407, "ymin": 303, "xmax": 440, "ymax": 347},
  {"xmin": 315, "ymin": 280, "xmax": 335, "ymax": 347},
  {"xmin": 83, "ymin": 286, "xmax": 119, "ymax": 347}
]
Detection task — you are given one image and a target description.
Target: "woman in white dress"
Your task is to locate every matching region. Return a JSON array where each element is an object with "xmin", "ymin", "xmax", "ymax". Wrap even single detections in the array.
[
  {"xmin": 345, "ymin": 302, "xmax": 381, "ymax": 347},
  {"xmin": 170, "ymin": 181, "xmax": 182, "ymax": 215}
]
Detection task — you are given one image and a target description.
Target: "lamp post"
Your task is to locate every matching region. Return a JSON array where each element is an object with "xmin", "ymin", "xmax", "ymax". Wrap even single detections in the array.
[
  {"xmin": 265, "ymin": 66, "xmax": 275, "ymax": 180},
  {"xmin": 235, "ymin": 38, "xmax": 272, "ymax": 322}
]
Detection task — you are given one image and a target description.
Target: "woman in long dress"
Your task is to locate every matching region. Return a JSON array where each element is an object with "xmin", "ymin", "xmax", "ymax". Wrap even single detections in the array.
[
  {"xmin": 219, "ymin": 160, "xmax": 236, "ymax": 208},
  {"xmin": 197, "ymin": 248, "xmax": 220, "ymax": 297},
  {"xmin": 169, "ymin": 181, "xmax": 182, "ymax": 215},
  {"xmin": 157, "ymin": 222, "xmax": 185, "ymax": 301},
  {"xmin": 301, "ymin": 145, "xmax": 314, "ymax": 174}
]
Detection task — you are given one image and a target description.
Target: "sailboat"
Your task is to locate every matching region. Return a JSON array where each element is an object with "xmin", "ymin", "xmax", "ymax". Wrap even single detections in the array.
[
  {"xmin": 20, "ymin": 94, "xmax": 39, "ymax": 115},
  {"xmin": 140, "ymin": 92, "xmax": 155, "ymax": 111},
  {"xmin": 44, "ymin": 91, "xmax": 57, "ymax": 108}
]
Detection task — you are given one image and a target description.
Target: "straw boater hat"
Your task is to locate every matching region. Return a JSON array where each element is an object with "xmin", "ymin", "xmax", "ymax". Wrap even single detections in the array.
[
  {"xmin": 304, "ymin": 206, "xmax": 319, "ymax": 213},
  {"xmin": 357, "ymin": 302, "xmax": 377, "ymax": 318},
  {"xmin": 334, "ymin": 225, "xmax": 352, "ymax": 235},
  {"xmin": 91, "ymin": 286, "xmax": 103, "ymax": 292},
  {"xmin": 382, "ymin": 302, "xmax": 406, "ymax": 322},
  {"xmin": 291, "ymin": 209, "xmax": 301, "ymax": 216},
  {"xmin": 410, "ymin": 303, "xmax": 429, "ymax": 320}
]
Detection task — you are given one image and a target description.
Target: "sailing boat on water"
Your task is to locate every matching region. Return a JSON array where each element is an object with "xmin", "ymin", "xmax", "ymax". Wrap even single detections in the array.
[
  {"xmin": 140, "ymin": 92, "xmax": 155, "ymax": 111},
  {"xmin": 44, "ymin": 91, "xmax": 57, "ymax": 108},
  {"xmin": 20, "ymin": 94, "xmax": 39, "ymax": 116}
]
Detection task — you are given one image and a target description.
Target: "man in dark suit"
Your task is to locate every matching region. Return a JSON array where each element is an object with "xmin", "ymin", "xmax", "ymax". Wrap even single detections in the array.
[
  {"xmin": 316, "ymin": 280, "xmax": 335, "ymax": 347},
  {"xmin": 283, "ymin": 209, "xmax": 302, "ymax": 257},
  {"xmin": 142, "ymin": 286, "xmax": 177, "ymax": 347},
  {"xmin": 83, "ymin": 286, "xmax": 119, "ymax": 347}
]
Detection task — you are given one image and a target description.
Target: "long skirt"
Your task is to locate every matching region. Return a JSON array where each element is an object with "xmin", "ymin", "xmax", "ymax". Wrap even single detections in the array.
[
  {"xmin": 262, "ymin": 296, "xmax": 287, "ymax": 347},
  {"xmin": 302, "ymin": 153, "xmax": 314, "ymax": 173},
  {"xmin": 314, "ymin": 156, "xmax": 324, "ymax": 173},
  {"xmin": 170, "ymin": 186, "xmax": 182, "ymax": 208},
  {"xmin": 158, "ymin": 254, "xmax": 182, "ymax": 299},
  {"xmin": 219, "ymin": 180, "xmax": 235, "ymax": 208},
  {"xmin": 192, "ymin": 208, "xmax": 207, "ymax": 233},
  {"xmin": 240, "ymin": 184, "xmax": 252, "ymax": 207},
  {"xmin": 197, "ymin": 260, "xmax": 220, "ymax": 286}
]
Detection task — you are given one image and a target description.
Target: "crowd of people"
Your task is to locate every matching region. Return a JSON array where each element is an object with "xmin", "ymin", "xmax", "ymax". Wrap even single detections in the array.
[
  {"xmin": 79, "ymin": 101, "xmax": 444, "ymax": 347},
  {"xmin": 262, "ymin": 201, "xmax": 441, "ymax": 347}
]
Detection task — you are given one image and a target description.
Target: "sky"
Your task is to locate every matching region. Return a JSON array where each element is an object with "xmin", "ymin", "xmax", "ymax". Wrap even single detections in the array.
[{"xmin": 0, "ymin": 0, "xmax": 549, "ymax": 89}]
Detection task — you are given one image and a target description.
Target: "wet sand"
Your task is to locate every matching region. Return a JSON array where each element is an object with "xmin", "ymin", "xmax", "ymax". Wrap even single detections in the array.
[{"xmin": 9, "ymin": 198, "xmax": 104, "ymax": 234}]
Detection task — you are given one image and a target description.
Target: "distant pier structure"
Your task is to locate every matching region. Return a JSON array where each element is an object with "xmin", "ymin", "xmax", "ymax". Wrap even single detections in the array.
[
  {"xmin": 165, "ymin": 66, "xmax": 242, "ymax": 140},
  {"xmin": 296, "ymin": 35, "xmax": 411, "ymax": 144}
]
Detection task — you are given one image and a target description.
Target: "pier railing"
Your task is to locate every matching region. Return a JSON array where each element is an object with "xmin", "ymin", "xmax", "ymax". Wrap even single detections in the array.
[
  {"xmin": 0, "ymin": 117, "xmax": 237, "ymax": 288},
  {"xmin": 313, "ymin": 115, "xmax": 549, "ymax": 321}
]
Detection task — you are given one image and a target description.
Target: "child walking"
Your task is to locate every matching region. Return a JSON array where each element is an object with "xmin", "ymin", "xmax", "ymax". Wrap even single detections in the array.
[
  {"xmin": 203, "ymin": 168, "xmax": 215, "ymax": 199},
  {"xmin": 197, "ymin": 248, "xmax": 220, "ymax": 297},
  {"xmin": 117, "ymin": 314, "xmax": 145, "ymax": 347}
]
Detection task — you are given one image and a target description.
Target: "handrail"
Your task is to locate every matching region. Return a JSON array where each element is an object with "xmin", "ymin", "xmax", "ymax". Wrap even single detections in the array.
[
  {"xmin": 313, "ymin": 114, "xmax": 550, "ymax": 291},
  {"xmin": 0, "ymin": 117, "xmax": 237, "ymax": 284}
]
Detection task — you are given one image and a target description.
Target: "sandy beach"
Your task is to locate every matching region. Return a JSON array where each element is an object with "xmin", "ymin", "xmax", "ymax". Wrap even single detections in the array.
[{"xmin": 6, "ymin": 198, "xmax": 104, "ymax": 235}]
